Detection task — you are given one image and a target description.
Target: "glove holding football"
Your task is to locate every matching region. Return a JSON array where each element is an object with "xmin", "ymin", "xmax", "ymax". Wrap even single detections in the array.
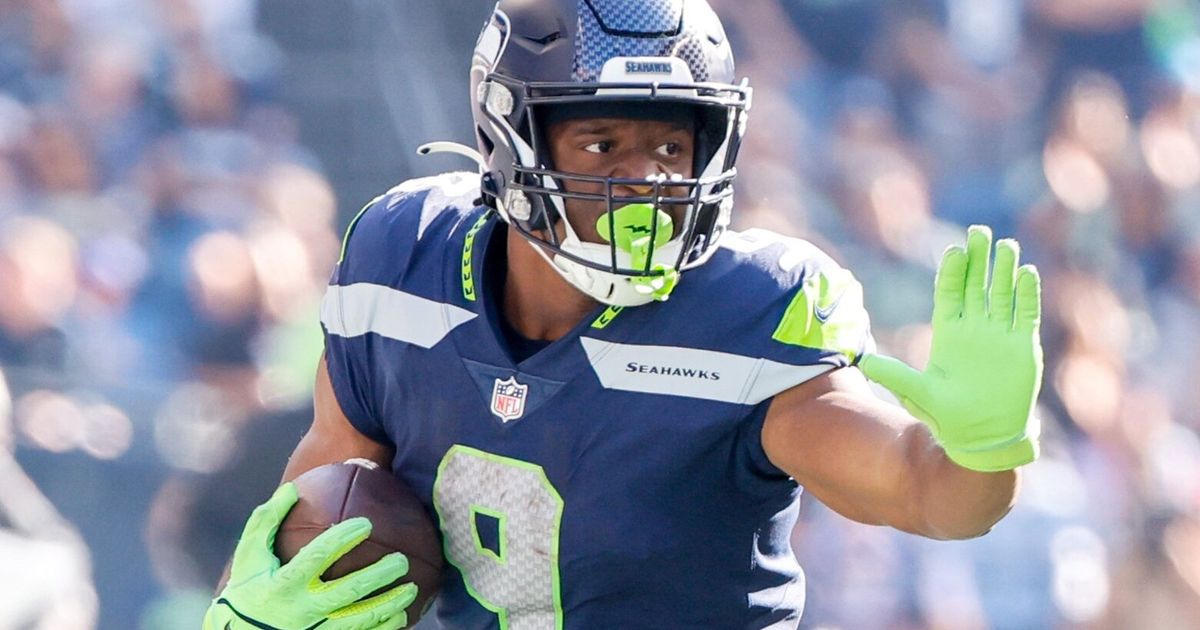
[
  {"xmin": 859, "ymin": 225, "xmax": 1043, "ymax": 472},
  {"xmin": 202, "ymin": 483, "xmax": 418, "ymax": 630}
]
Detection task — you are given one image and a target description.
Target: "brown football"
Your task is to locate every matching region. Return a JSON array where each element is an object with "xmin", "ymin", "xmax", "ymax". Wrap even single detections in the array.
[{"xmin": 275, "ymin": 459, "xmax": 443, "ymax": 625}]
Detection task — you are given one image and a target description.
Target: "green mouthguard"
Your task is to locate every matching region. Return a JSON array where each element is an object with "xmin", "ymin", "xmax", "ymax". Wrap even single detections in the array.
[{"xmin": 595, "ymin": 203, "xmax": 680, "ymax": 301}]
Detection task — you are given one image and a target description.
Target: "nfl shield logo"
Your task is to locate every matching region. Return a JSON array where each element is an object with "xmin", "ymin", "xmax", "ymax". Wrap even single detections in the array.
[{"xmin": 490, "ymin": 376, "xmax": 528, "ymax": 422}]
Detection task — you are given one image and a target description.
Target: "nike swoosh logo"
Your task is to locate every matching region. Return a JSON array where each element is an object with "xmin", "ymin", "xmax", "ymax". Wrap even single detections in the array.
[{"xmin": 813, "ymin": 294, "xmax": 842, "ymax": 323}]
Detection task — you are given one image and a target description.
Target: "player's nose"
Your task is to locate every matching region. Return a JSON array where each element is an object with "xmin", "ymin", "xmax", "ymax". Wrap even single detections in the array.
[{"xmin": 610, "ymin": 154, "xmax": 668, "ymax": 197}]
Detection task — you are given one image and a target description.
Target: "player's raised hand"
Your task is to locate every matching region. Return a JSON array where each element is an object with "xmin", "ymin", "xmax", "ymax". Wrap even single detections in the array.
[
  {"xmin": 202, "ymin": 483, "xmax": 418, "ymax": 630},
  {"xmin": 858, "ymin": 225, "xmax": 1043, "ymax": 472}
]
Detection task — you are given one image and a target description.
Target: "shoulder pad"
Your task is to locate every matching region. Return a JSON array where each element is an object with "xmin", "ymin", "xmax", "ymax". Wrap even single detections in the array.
[
  {"xmin": 721, "ymin": 228, "xmax": 875, "ymax": 363},
  {"xmin": 380, "ymin": 171, "xmax": 480, "ymax": 241},
  {"xmin": 334, "ymin": 172, "xmax": 481, "ymax": 286}
]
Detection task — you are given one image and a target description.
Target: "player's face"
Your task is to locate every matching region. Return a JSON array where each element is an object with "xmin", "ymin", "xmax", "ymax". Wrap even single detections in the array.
[{"xmin": 546, "ymin": 116, "xmax": 696, "ymax": 243}]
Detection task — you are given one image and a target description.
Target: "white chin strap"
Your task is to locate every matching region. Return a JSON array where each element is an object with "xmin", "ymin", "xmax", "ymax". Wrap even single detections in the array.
[
  {"xmin": 460, "ymin": 149, "xmax": 686, "ymax": 307},
  {"xmin": 543, "ymin": 239, "xmax": 683, "ymax": 307},
  {"xmin": 519, "ymin": 202, "xmax": 684, "ymax": 307}
]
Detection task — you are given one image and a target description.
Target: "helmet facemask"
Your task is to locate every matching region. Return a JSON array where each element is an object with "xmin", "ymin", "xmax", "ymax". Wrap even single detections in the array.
[{"xmin": 493, "ymin": 99, "xmax": 730, "ymax": 305}]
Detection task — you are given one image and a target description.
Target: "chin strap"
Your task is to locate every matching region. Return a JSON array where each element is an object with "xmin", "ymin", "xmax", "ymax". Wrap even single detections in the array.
[{"xmin": 595, "ymin": 203, "xmax": 680, "ymax": 302}]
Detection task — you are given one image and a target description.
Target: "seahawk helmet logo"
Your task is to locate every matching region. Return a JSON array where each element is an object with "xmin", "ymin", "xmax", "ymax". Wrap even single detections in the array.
[{"xmin": 490, "ymin": 376, "xmax": 528, "ymax": 422}]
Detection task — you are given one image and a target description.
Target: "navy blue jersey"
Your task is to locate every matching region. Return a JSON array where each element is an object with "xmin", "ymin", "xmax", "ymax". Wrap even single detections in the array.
[{"xmin": 320, "ymin": 173, "xmax": 874, "ymax": 629}]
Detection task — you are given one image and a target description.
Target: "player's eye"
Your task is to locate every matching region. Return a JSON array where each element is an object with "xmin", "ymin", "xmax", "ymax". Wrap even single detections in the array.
[
  {"xmin": 584, "ymin": 141, "xmax": 611, "ymax": 154},
  {"xmin": 656, "ymin": 142, "xmax": 682, "ymax": 158}
]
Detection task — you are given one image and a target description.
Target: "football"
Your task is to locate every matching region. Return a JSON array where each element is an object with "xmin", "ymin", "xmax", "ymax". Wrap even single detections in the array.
[{"xmin": 275, "ymin": 459, "xmax": 444, "ymax": 624}]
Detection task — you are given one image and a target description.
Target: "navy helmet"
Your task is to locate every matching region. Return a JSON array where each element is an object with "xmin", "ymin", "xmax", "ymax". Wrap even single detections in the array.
[{"xmin": 466, "ymin": 0, "xmax": 751, "ymax": 306}]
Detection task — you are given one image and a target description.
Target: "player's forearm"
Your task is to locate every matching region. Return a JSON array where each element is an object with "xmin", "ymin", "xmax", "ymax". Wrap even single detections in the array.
[
  {"xmin": 904, "ymin": 423, "xmax": 1019, "ymax": 540},
  {"xmin": 762, "ymin": 370, "xmax": 1021, "ymax": 539}
]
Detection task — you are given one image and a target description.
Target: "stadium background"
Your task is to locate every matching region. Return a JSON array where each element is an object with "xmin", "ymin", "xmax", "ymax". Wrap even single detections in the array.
[{"xmin": 1, "ymin": 0, "xmax": 1199, "ymax": 627}]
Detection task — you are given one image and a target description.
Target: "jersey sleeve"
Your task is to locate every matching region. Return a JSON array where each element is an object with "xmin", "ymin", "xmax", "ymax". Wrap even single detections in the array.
[
  {"xmin": 322, "ymin": 328, "xmax": 388, "ymax": 445},
  {"xmin": 718, "ymin": 228, "xmax": 875, "ymax": 377},
  {"xmin": 718, "ymin": 230, "xmax": 877, "ymax": 483},
  {"xmin": 319, "ymin": 172, "xmax": 481, "ymax": 446},
  {"xmin": 767, "ymin": 241, "xmax": 875, "ymax": 369},
  {"xmin": 732, "ymin": 401, "xmax": 796, "ymax": 494},
  {"xmin": 318, "ymin": 190, "xmax": 424, "ymax": 446}
]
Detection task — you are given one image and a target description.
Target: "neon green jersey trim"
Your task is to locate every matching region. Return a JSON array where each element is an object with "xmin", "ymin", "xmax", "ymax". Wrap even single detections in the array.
[
  {"xmin": 462, "ymin": 214, "xmax": 490, "ymax": 302},
  {"xmin": 590, "ymin": 305, "xmax": 624, "ymax": 329},
  {"xmin": 337, "ymin": 196, "xmax": 381, "ymax": 265}
]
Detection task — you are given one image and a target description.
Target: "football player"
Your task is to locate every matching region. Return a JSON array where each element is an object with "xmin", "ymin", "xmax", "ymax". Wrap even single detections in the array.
[{"xmin": 204, "ymin": 0, "xmax": 1043, "ymax": 628}]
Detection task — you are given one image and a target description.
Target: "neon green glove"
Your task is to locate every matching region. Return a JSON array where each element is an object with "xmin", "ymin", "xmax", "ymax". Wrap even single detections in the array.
[
  {"xmin": 859, "ymin": 225, "xmax": 1043, "ymax": 472},
  {"xmin": 202, "ymin": 483, "xmax": 418, "ymax": 630}
]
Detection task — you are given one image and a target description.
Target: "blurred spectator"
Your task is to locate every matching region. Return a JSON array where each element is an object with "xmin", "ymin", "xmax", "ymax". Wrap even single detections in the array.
[
  {"xmin": 1030, "ymin": 0, "xmax": 1162, "ymax": 117},
  {"xmin": 0, "ymin": 215, "xmax": 76, "ymax": 370},
  {"xmin": 881, "ymin": 0, "xmax": 1046, "ymax": 235}
]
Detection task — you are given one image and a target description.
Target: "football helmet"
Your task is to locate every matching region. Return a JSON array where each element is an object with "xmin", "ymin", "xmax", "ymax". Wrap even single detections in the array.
[{"xmin": 427, "ymin": 0, "xmax": 751, "ymax": 306}]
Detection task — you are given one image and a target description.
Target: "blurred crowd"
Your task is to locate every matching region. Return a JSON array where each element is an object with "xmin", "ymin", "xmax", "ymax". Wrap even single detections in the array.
[
  {"xmin": 0, "ymin": 0, "xmax": 1198, "ymax": 628},
  {"xmin": 0, "ymin": 0, "xmax": 333, "ymax": 627}
]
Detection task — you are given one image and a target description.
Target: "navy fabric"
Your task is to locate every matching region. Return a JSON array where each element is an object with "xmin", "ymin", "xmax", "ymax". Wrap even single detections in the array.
[{"xmin": 322, "ymin": 176, "xmax": 870, "ymax": 629}]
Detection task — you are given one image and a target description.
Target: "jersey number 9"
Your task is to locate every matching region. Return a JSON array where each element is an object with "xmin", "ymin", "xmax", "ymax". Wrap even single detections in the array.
[{"xmin": 433, "ymin": 445, "xmax": 565, "ymax": 630}]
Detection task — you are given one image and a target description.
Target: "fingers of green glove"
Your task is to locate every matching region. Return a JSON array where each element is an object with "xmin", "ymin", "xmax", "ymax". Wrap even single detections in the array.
[
  {"xmin": 316, "ymin": 552, "xmax": 410, "ymax": 612},
  {"xmin": 230, "ymin": 483, "xmax": 298, "ymax": 582},
  {"xmin": 278, "ymin": 517, "xmax": 373, "ymax": 586},
  {"xmin": 859, "ymin": 354, "xmax": 925, "ymax": 401},
  {"xmin": 373, "ymin": 610, "xmax": 414, "ymax": 630},
  {"xmin": 963, "ymin": 225, "xmax": 992, "ymax": 317},
  {"xmin": 931, "ymin": 245, "xmax": 968, "ymax": 322},
  {"xmin": 327, "ymin": 609, "xmax": 409, "ymax": 630},
  {"xmin": 330, "ymin": 581, "xmax": 419, "ymax": 630},
  {"xmin": 988, "ymin": 238, "xmax": 1019, "ymax": 324},
  {"xmin": 1014, "ymin": 264, "xmax": 1041, "ymax": 332}
]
